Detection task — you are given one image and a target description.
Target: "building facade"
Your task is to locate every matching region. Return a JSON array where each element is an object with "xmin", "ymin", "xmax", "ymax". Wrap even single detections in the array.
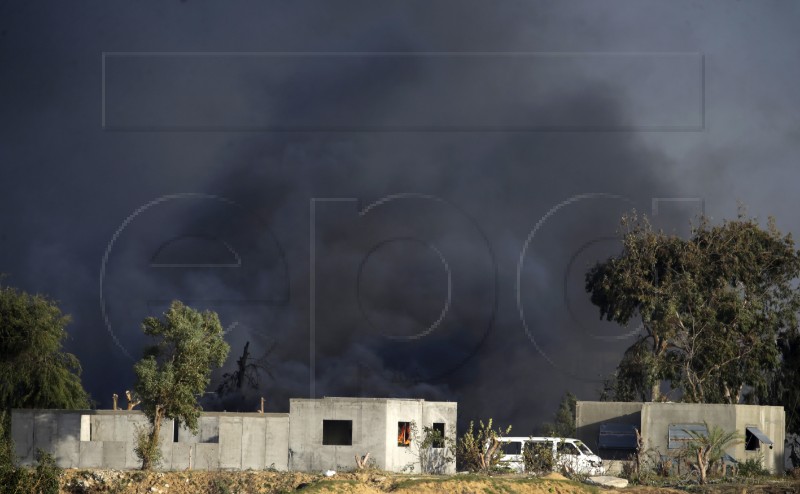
[
  {"xmin": 11, "ymin": 397, "xmax": 456, "ymax": 473},
  {"xmin": 575, "ymin": 401, "xmax": 785, "ymax": 474}
]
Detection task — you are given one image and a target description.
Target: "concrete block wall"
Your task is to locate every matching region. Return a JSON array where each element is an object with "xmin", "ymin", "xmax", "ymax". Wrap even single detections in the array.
[
  {"xmin": 575, "ymin": 402, "xmax": 786, "ymax": 474},
  {"xmin": 575, "ymin": 401, "xmax": 644, "ymax": 457},
  {"xmin": 288, "ymin": 398, "xmax": 456, "ymax": 474},
  {"xmin": 11, "ymin": 409, "xmax": 289, "ymax": 471},
  {"xmin": 731, "ymin": 405, "xmax": 784, "ymax": 474},
  {"xmin": 289, "ymin": 397, "xmax": 387, "ymax": 472},
  {"xmin": 12, "ymin": 398, "xmax": 453, "ymax": 473},
  {"xmin": 422, "ymin": 401, "xmax": 457, "ymax": 474}
]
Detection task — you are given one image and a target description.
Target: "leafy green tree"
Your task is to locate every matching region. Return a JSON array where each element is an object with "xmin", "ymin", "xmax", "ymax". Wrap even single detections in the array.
[
  {"xmin": 542, "ymin": 392, "xmax": 576, "ymax": 437},
  {"xmin": 586, "ymin": 212, "xmax": 800, "ymax": 403},
  {"xmin": 133, "ymin": 301, "xmax": 230, "ymax": 469},
  {"xmin": 0, "ymin": 282, "xmax": 89, "ymax": 410}
]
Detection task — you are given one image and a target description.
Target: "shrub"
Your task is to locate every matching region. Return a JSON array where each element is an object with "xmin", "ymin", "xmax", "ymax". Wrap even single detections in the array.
[
  {"xmin": 523, "ymin": 441, "xmax": 554, "ymax": 475},
  {"xmin": 456, "ymin": 419, "xmax": 512, "ymax": 473},
  {"xmin": 29, "ymin": 450, "xmax": 60, "ymax": 494},
  {"xmin": 738, "ymin": 455, "xmax": 768, "ymax": 478},
  {"xmin": 133, "ymin": 423, "xmax": 162, "ymax": 470}
]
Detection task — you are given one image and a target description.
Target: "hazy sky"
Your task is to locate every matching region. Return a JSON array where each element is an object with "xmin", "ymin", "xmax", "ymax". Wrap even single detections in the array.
[{"xmin": 2, "ymin": 1, "xmax": 800, "ymax": 432}]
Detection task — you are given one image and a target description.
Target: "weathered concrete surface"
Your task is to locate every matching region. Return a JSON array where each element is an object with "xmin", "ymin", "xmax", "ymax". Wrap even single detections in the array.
[
  {"xmin": 11, "ymin": 399, "xmax": 455, "ymax": 473},
  {"xmin": 219, "ymin": 416, "xmax": 243, "ymax": 470},
  {"xmin": 288, "ymin": 397, "xmax": 456, "ymax": 474},
  {"xmin": 11, "ymin": 409, "xmax": 33, "ymax": 464},
  {"xmin": 575, "ymin": 401, "xmax": 643, "ymax": 460},
  {"xmin": 79, "ymin": 441, "xmax": 104, "ymax": 468},
  {"xmin": 576, "ymin": 401, "xmax": 786, "ymax": 475},
  {"xmin": 265, "ymin": 415, "xmax": 289, "ymax": 471},
  {"xmin": 241, "ymin": 417, "xmax": 266, "ymax": 470}
]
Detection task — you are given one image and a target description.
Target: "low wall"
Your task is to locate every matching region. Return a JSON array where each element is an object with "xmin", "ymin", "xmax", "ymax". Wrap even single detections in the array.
[{"xmin": 11, "ymin": 409, "xmax": 289, "ymax": 471}]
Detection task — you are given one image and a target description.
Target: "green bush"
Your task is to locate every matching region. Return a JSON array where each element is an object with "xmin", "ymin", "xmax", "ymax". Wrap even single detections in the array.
[
  {"xmin": 456, "ymin": 419, "xmax": 512, "ymax": 473},
  {"xmin": 738, "ymin": 455, "xmax": 768, "ymax": 478},
  {"xmin": 523, "ymin": 441, "xmax": 554, "ymax": 475},
  {"xmin": 133, "ymin": 423, "xmax": 162, "ymax": 470}
]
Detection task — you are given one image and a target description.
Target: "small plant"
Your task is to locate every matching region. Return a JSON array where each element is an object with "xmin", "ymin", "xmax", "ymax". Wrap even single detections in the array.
[
  {"xmin": 684, "ymin": 422, "xmax": 741, "ymax": 485},
  {"xmin": 29, "ymin": 450, "xmax": 60, "ymax": 494},
  {"xmin": 738, "ymin": 455, "xmax": 768, "ymax": 478},
  {"xmin": 210, "ymin": 474, "xmax": 233, "ymax": 494},
  {"xmin": 133, "ymin": 423, "xmax": 162, "ymax": 470}
]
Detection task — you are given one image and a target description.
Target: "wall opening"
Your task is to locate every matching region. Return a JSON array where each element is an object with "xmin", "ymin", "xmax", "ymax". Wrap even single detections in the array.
[
  {"xmin": 432, "ymin": 423, "xmax": 445, "ymax": 449},
  {"xmin": 744, "ymin": 426, "xmax": 776, "ymax": 451},
  {"xmin": 174, "ymin": 420, "xmax": 179, "ymax": 443},
  {"xmin": 397, "ymin": 422, "xmax": 411, "ymax": 447},
  {"xmin": 323, "ymin": 420, "xmax": 353, "ymax": 446}
]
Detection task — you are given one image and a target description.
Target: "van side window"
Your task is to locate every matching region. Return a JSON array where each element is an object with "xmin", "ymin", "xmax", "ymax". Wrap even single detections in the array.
[
  {"xmin": 557, "ymin": 442, "xmax": 579, "ymax": 455},
  {"xmin": 501, "ymin": 441, "xmax": 522, "ymax": 455}
]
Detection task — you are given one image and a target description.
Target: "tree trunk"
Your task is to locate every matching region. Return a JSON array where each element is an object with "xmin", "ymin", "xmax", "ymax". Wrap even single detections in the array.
[
  {"xmin": 142, "ymin": 407, "xmax": 163, "ymax": 470},
  {"xmin": 650, "ymin": 382, "xmax": 660, "ymax": 402},
  {"xmin": 697, "ymin": 448, "xmax": 707, "ymax": 484}
]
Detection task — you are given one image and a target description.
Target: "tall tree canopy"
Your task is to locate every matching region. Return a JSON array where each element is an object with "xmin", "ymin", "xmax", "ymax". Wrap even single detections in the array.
[
  {"xmin": 0, "ymin": 282, "xmax": 89, "ymax": 410},
  {"xmin": 586, "ymin": 213, "xmax": 800, "ymax": 404},
  {"xmin": 133, "ymin": 301, "xmax": 230, "ymax": 469}
]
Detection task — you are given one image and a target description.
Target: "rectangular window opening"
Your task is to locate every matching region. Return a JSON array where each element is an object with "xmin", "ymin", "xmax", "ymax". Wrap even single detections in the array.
[
  {"xmin": 173, "ymin": 420, "xmax": 179, "ymax": 443},
  {"xmin": 745, "ymin": 426, "xmax": 773, "ymax": 450},
  {"xmin": 323, "ymin": 420, "xmax": 353, "ymax": 446},
  {"xmin": 501, "ymin": 441, "xmax": 522, "ymax": 455},
  {"xmin": 432, "ymin": 423, "xmax": 445, "ymax": 449},
  {"xmin": 398, "ymin": 422, "xmax": 411, "ymax": 447}
]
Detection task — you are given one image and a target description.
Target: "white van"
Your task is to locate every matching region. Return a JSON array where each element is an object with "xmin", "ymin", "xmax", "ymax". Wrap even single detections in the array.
[{"xmin": 495, "ymin": 437, "xmax": 605, "ymax": 475}]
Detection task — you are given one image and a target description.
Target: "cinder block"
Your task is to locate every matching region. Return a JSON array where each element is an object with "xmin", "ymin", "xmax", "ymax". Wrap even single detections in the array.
[
  {"xmin": 219, "ymin": 416, "xmax": 242, "ymax": 470},
  {"xmin": 91, "ymin": 415, "xmax": 115, "ymax": 442},
  {"xmin": 266, "ymin": 416, "xmax": 289, "ymax": 471},
  {"xmin": 171, "ymin": 443, "xmax": 192, "ymax": 470},
  {"xmin": 54, "ymin": 413, "xmax": 81, "ymax": 468},
  {"xmin": 194, "ymin": 443, "xmax": 219, "ymax": 470},
  {"xmin": 103, "ymin": 441, "xmax": 128, "ymax": 469},
  {"xmin": 157, "ymin": 419, "xmax": 174, "ymax": 470},
  {"xmin": 200, "ymin": 416, "xmax": 220, "ymax": 443},
  {"xmin": 11, "ymin": 410, "xmax": 34, "ymax": 465},
  {"xmin": 33, "ymin": 413, "xmax": 56, "ymax": 459},
  {"xmin": 241, "ymin": 417, "xmax": 266, "ymax": 470},
  {"xmin": 79, "ymin": 441, "xmax": 104, "ymax": 468}
]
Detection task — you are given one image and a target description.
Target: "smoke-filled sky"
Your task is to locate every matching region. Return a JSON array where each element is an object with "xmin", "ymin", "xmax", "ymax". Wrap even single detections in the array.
[{"xmin": 2, "ymin": 1, "xmax": 800, "ymax": 433}]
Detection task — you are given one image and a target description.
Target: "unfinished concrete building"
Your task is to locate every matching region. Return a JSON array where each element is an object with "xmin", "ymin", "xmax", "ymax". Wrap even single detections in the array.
[
  {"xmin": 11, "ymin": 397, "xmax": 456, "ymax": 473},
  {"xmin": 575, "ymin": 401, "xmax": 785, "ymax": 474}
]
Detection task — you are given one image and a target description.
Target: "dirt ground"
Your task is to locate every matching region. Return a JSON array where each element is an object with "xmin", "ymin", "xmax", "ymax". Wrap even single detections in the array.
[{"xmin": 57, "ymin": 469, "xmax": 800, "ymax": 494}]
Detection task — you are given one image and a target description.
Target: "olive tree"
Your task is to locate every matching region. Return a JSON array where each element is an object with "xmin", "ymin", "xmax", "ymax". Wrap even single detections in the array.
[{"xmin": 133, "ymin": 301, "xmax": 230, "ymax": 469}]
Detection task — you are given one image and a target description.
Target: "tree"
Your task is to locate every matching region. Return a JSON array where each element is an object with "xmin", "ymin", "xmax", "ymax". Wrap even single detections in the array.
[
  {"xmin": 216, "ymin": 340, "xmax": 276, "ymax": 397},
  {"xmin": 542, "ymin": 392, "xmax": 576, "ymax": 437},
  {"xmin": 684, "ymin": 422, "xmax": 741, "ymax": 484},
  {"xmin": 586, "ymin": 212, "xmax": 800, "ymax": 403},
  {"xmin": 133, "ymin": 301, "xmax": 230, "ymax": 469},
  {"xmin": 0, "ymin": 282, "xmax": 89, "ymax": 410}
]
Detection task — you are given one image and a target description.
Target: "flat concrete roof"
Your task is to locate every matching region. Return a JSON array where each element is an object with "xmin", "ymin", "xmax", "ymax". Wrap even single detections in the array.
[{"xmin": 290, "ymin": 397, "xmax": 456, "ymax": 404}]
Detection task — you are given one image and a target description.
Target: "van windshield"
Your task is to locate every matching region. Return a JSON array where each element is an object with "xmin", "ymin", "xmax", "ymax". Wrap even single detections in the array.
[{"xmin": 575, "ymin": 441, "xmax": 593, "ymax": 455}]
